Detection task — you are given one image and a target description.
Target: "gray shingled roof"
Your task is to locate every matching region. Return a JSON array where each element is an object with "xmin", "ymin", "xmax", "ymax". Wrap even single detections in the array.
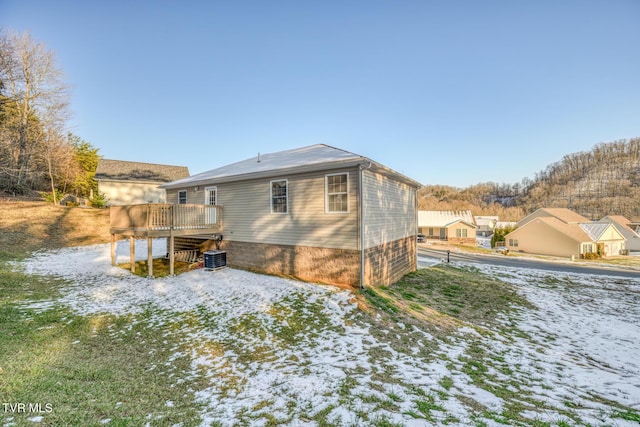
[{"xmin": 95, "ymin": 159, "xmax": 190, "ymax": 183}]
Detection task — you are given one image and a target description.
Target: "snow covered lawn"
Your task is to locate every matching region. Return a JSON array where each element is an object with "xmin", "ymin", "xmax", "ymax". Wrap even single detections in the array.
[{"xmin": 10, "ymin": 240, "xmax": 640, "ymax": 426}]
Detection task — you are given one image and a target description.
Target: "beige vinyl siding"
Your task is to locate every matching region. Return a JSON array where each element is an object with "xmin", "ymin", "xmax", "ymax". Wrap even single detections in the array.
[
  {"xmin": 167, "ymin": 168, "xmax": 359, "ymax": 250},
  {"xmin": 99, "ymin": 180, "xmax": 166, "ymax": 206},
  {"xmin": 446, "ymin": 222, "xmax": 476, "ymax": 240},
  {"xmin": 505, "ymin": 221, "xmax": 582, "ymax": 258},
  {"xmin": 362, "ymin": 169, "xmax": 417, "ymax": 249},
  {"xmin": 597, "ymin": 225, "xmax": 626, "ymax": 256},
  {"xmin": 167, "ymin": 186, "xmax": 204, "ymax": 204}
]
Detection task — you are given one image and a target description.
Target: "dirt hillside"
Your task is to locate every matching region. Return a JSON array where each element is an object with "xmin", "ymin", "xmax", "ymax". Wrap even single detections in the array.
[{"xmin": 0, "ymin": 200, "xmax": 111, "ymax": 255}]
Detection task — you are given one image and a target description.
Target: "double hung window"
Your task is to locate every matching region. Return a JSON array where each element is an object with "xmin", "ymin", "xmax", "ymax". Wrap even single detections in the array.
[
  {"xmin": 326, "ymin": 173, "xmax": 348, "ymax": 213},
  {"xmin": 271, "ymin": 180, "xmax": 288, "ymax": 214},
  {"xmin": 178, "ymin": 190, "xmax": 187, "ymax": 204}
]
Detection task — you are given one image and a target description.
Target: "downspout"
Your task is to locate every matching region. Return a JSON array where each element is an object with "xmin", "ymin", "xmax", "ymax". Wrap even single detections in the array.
[{"xmin": 359, "ymin": 161, "xmax": 372, "ymax": 289}]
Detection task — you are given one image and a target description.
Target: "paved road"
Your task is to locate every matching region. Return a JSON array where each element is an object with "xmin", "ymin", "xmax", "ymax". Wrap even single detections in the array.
[{"xmin": 418, "ymin": 246, "xmax": 640, "ymax": 278}]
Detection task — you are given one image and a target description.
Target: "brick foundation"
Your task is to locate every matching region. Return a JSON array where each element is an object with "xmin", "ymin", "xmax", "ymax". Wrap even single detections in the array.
[
  {"xmin": 364, "ymin": 235, "xmax": 417, "ymax": 287},
  {"xmin": 200, "ymin": 240, "xmax": 361, "ymax": 287},
  {"xmin": 199, "ymin": 236, "xmax": 416, "ymax": 288}
]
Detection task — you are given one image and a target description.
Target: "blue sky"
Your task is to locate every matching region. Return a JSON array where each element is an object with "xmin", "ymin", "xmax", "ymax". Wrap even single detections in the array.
[{"xmin": 2, "ymin": 0, "xmax": 639, "ymax": 188}]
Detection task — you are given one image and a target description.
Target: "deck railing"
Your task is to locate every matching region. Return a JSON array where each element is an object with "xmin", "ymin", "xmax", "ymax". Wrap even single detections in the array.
[{"xmin": 110, "ymin": 203, "xmax": 222, "ymax": 234}]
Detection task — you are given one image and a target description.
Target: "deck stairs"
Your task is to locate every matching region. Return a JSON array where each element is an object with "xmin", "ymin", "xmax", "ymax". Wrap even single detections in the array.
[{"xmin": 168, "ymin": 237, "xmax": 207, "ymax": 263}]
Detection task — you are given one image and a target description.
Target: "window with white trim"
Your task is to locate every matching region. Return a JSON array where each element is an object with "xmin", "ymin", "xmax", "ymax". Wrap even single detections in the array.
[
  {"xmin": 326, "ymin": 173, "xmax": 348, "ymax": 213},
  {"xmin": 270, "ymin": 179, "xmax": 288, "ymax": 214},
  {"xmin": 178, "ymin": 190, "xmax": 187, "ymax": 204},
  {"xmin": 456, "ymin": 228, "xmax": 468, "ymax": 238},
  {"xmin": 205, "ymin": 186, "xmax": 217, "ymax": 206}
]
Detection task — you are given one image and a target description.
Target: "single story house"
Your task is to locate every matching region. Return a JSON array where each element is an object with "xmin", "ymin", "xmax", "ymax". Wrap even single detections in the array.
[
  {"xmin": 417, "ymin": 210, "xmax": 477, "ymax": 245},
  {"xmin": 600, "ymin": 215, "xmax": 640, "ymax": 252},
  {"xmin": 505, "ymin": 208, "xmax": 626, "ymax": 258},
  {"xmin": 474, "ymin": 216, "xmax": 499, "ymax": 236},
  {"xmin": 159, "ymin": 144, "xmax": 422, "ymax": 287},
  {"xmin": 96, "ymin": 159, "xmax": 190, "ymax": 206}
]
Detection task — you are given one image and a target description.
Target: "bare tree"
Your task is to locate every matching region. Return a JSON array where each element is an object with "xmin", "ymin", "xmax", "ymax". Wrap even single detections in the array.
[
  {"xmin": 0, "ymin": 29, "xmax": 69, "ymax": 193},
  {"xmin": 31, "ymin": 110, "xmax": 78, "ymax": 204}
]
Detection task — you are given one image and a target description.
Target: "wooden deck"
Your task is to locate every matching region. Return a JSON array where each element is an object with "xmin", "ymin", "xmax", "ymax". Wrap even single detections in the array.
[
  {"xmin": 110, "ymin": 203, "xmax": 222, "ymax": 237},
  {"xmin": 109, "ymin": 203, "xmax": 223, "ymax": 276}
]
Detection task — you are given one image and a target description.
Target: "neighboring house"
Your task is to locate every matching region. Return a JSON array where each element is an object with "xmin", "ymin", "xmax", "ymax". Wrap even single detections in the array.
[
  {"xmin": 474, "ymin": 216, "xmax": 499, "ymax": 236},
  {"xmin": 516, "ymin": 207, "xmax": 591, "ymax": 227},
  {"xmin": 96, "ymin": 159, "xmax": 190, "ymax": 206},
  {"xmin": 417, "ymin": 210, "xmax": 477, "ymax": 245},
  {"xmin": 505, "ymin": 208, "xmax": 626, "ymax": 258},
  {"xmin": 495, "ymin": 221, "xmax": 517, "ymax": 229},
  {"xmin": 600, "ymin": 215, "xmax": 640, "ymax": 252},
  {"xmin": 159, "ymin": 144, "xmax": 422, "ymax": 287},
  {"xmin": 629, "ymin": 222, "xmax": 640, "ymax": 234}
]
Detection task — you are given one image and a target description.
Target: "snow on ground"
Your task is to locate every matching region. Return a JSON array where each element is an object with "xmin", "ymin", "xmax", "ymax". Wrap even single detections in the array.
[
  {"xmin": 473, "ymin": 264, "xmax": 640, "ymax": 413},
  {"xmin": 14, "ymin": 239, "xmax": 640, "ymax": 426}
]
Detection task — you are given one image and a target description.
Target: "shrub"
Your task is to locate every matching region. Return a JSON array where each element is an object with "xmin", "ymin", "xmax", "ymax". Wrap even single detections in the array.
[
  {"xmin": 39, "ymin": 190, "xmax": 65, "ymax": 204},
  {"xmin": 89, "ymin": 192, "xmax": 108, "ymax": 208},
  {"xmin": 491, "ymin": 225, "xmax": 517, "ymax": 248},
  {"xmin": 582, "ymin": 252, "xmax": 601, "ymax": 260}
]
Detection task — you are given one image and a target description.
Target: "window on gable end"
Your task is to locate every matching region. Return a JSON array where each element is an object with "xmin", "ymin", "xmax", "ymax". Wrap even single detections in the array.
[
  {"xmin": 326, "ymin": 173, "xmax": 349, "ymax": 213},
  {"xmin": 271, "ymin": 179, "xmax": 288, "ymax": 214}
]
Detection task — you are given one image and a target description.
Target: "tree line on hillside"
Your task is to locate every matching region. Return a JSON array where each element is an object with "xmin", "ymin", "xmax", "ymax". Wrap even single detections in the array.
[
  {"xmin": 0, "ymin": 29, "xmax": 101, "ymax": 204},
  {"xmin": 419, "ymin": 137, "xmax": 640, "ymax": 222}
]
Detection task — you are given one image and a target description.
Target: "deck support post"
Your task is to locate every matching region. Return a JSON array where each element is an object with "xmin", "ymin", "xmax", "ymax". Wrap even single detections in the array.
[
  {"xmin": 109, "ymin": 204, "xmax": 223, "ymax": 277},
  {"xmin": 147, "ymin": 237, "xmax": 153, "ymax": 278},
  {"xmin": 110, "ymin": 234, "xmax": 116, "ymax": 266},
  {"xmin": 130, "ymin": 236, "xmax": 136, "ymax": 273},
  {"xmin": 169, "ymin": 233, "xmax": 175, "ymax": 276}
]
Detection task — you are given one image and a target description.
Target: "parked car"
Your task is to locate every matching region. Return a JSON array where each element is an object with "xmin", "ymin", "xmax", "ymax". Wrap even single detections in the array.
[{"xmin": 417, "ymin": 234, "xmax": 426, "ymax": 243}]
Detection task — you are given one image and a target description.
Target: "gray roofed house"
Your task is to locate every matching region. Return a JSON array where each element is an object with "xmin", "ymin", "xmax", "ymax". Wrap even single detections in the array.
[
  {"xmin": 96, "ymin": 159, "xmax": 190, "ymax": 206},
  {"xmin": 417, "ymin": 210, "xmax": 477, "ymax": 245},
  {"xmin": 161, "ymin": 144, "xmax": 419, "ymax": 189},
  {"xmin": 154, "ymin": 144, "xmax": 422, "ymax": 287}
]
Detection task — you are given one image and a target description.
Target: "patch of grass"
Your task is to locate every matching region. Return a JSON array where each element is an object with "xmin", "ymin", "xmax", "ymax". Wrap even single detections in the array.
[
  {"xmin": 358, "ymin": 265, "xmax": 533, "ymax": 367},
  {"xmin": 439, "ymin": 376, "xmax": 454, "ymax": 390},
  {"xmin": 362, "ymin": 287, "xmax": 400, "ymax": 316},
  {"xmin": 203, "ymin": 291, "xmax": 341, "ymax": 371},
  {"xmin": 338, "ymin": 376, "xmax": 359, "ymax": 404},
  {"xmin": 414, "ymin": 393, "xmax": 445, "ymax": 421},
  {"xmin": 0, "ymin": 201, "xmax": 110, "ymax": 257},
  {"xmin": 612, "ymin": 409, "xmax": 640, "ymax": 422},
  {"xmin": 310, "ymin": 404, "xmax": 337, "ymax": 426},
  {"xmin": 390, "ymin": 265, "xmax": 533, "ymax": 328},
  {"xmin": 361, "ymin": 265, "xmax": 598, "ymax": 426},
  {"xmin": 0, "ymin": 263, "xmax": 204, "ymax": 426}
]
